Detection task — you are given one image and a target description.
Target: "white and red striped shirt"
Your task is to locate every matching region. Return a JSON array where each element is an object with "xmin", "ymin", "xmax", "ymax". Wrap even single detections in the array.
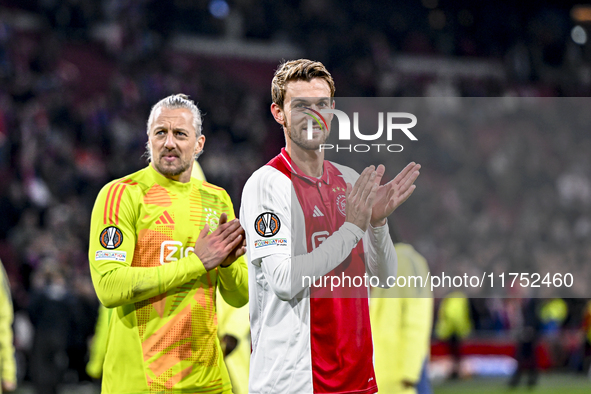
[{"xmin": 240, "ymin": 148, "xmax": 397, "ymax": 394}]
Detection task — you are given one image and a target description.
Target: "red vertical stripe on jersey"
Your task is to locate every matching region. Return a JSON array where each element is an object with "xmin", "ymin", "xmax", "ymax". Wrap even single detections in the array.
[
  {"xmin": 103, "ymin": 182, "xmax": 118, "ymax": 224},
  {"xmin": 290, "ymin": 159, "xmax": 377, "ymax": 394},
  {"xmin": 104, "ymin": 178, "xmax": 136, "ymax": 224},
  {"xmin": 113, "ymin": 184, "xmax": 127, "ymax": 225},
  {"xmin": 108, "ymin": 184, "xmax": 121, "ymax": 225}
]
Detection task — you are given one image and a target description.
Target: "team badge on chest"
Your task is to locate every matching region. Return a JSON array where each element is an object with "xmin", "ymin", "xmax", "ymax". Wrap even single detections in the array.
[
  {"xmin": 336, "ymin": 194, "xmax": 346, "ymax": 216},
  {"xmin": 204, "ymin": 207, "xmax": 220, "ymax": 232},
  {"xmin": 332, "ymin": 186, "xmax": 347, "ymax": 217}
]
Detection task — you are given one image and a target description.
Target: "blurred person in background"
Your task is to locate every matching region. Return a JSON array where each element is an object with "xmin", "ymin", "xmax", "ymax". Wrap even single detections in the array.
[
  {"xmin": 435, "ymin": 291, "xmax": 472, "ymax": 380},
  {"xmin": 27, "ymin": 260, "xmax": 73, "ymax": 394},
  {"xmin": 370, "ymin": 229, "xmax": 433, "ymax": 394},
  {"xmin": 508, "ymin": 297, "xmax": 540, "ymax": 388},
  {"xmin": 540, "ymin": 298, "xmax": 569, "ymax": 370},
  {"xmin": 0, "ymin": 261, "xmax": 16, "ymax": 393},
  {"xmin": 581, "ymin": 300, "xmax": 591, "ymax": 375},
  {"xmin": 540, "ymin": 298, "xmax": 568, "ymax": 334},
  {"xmin": 66, "ymin": 275, "xmax": 98, "ymax": 384},
  {"xmin": 240, "ymin": 59, "xmax": 420, "ymax": 394},
  {"xmin": 88, "ymin": 94, "xmax": 248, "ymax": 393}
]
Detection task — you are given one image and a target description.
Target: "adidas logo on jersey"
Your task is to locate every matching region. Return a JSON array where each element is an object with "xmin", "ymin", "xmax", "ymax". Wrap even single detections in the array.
[
  {"xmin": 155, "ymin": 211, "xmax": 175, "ymax": 225},
  {"xmin": 312, "ymin": 206, "xmax": 324, "ymax": 217}
]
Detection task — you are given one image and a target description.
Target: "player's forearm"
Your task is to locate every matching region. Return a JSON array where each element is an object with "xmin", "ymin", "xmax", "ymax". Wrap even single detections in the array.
[
  {"xmin": 366, "ymin": 221, "xmax": 397, "ymax": 286},
  {"xmin": 218, "ymin": 256, "xmax": 248, "ymax": 308},
  {"xmin": 93, "ymin": 253, "xmax": 206, "ymax": 307},
  {"xmin": 262, "ymin": 222, "xmax": 365, "ymax": 301}
]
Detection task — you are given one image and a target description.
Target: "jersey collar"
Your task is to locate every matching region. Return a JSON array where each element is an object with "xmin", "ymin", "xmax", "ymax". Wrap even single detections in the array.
[
  {"xmin": 279, "ymin": 148, "xmax": 331, "ymax": 185},
  {"xmin": 147, "ymin": 163, "xmax": 194, "ymax": 194}
]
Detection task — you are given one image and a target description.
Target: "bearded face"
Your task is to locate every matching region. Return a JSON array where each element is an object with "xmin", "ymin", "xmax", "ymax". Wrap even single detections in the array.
[{"xmin": 148, "ymin": 107, "xmax": 204, "ymax": 182}]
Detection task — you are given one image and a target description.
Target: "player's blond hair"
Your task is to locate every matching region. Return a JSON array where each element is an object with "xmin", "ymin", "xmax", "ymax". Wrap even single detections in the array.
[
  {"xmin": 146, "ymin": 93, "xmax": 203, "ymax": 137},
  {"xmin": 272, "ymin": 59, "xmax": 335, "ymax": 108}
]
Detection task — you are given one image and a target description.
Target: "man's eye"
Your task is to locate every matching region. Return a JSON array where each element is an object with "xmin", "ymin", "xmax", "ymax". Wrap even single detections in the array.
[{"xmin": 155, "ymin": 130, "xmax": 164, "ymax": 135}]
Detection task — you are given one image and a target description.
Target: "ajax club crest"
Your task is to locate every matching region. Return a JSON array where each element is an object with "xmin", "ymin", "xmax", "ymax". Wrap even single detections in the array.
[
  {"xmin": 336, "ymin": 194, "xmax": 346, "ymax": 216},
  {"xmin": 204, "ymin": 207, "xmax": 220, "ymax": 232}
]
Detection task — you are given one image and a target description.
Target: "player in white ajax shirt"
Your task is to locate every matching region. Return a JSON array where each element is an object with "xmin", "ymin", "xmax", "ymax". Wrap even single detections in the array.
[{"xmin": 240, "ymin": 59, "xmax": 421, "ymax": 394}]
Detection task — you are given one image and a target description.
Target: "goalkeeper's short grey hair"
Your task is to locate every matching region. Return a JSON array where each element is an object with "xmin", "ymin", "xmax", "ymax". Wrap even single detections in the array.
[{"xmin": 146, "ymin": 93, "xmax": 203, "ymax": 137}]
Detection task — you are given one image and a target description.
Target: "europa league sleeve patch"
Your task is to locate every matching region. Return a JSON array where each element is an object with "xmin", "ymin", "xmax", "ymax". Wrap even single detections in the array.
[
  {"xmin": 99, "ymin": 226, "xmax": 124, "ymax": 249},
  {"xmin": 254, "ymin": 212, "xmax": 281, "ymax": 237}
]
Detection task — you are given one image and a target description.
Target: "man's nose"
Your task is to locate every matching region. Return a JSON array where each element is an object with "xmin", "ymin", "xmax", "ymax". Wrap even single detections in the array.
[{"xmin": 164, "ymin": 132, "xmax": 175, "ymax": 148}]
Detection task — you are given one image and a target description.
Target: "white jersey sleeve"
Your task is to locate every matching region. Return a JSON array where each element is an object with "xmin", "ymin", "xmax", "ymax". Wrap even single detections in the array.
[{"xmin": 240, "ymin": 166, "xmax": 292, "ymax": 264}]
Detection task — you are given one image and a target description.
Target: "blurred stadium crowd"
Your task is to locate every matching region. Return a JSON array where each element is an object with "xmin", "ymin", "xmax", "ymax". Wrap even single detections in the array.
[{"xmin": 0, "ymin": 0, "xmax": 591, "ymax": 390}]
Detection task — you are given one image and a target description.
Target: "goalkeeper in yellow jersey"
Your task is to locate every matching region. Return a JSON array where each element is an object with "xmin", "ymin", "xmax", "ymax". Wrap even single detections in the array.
[{"xmin": 88, "ymin": 94, "xmax": 248, "ymax": 394}]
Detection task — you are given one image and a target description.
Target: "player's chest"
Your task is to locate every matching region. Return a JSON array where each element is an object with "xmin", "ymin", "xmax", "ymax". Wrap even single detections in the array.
[
  {"xmin": 292, "ymin": 177, "xmax": 347, "ymax": 231},
  {"xmin": 135, "ymin": 192, "xmax": 224, "ymax": 265},
  {"xmin": 134, "ymin": 194, "xmax": 223, "ymax": 267},
  {"xmin": 138, "ymin": 187, "xmax": 223, "ymax": 230}
]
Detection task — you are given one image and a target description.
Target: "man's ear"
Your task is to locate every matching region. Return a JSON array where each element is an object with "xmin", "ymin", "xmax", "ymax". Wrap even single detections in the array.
[
  {"xmin": 194, "ymin": 135, "xmax": 206, "ymax": 156},
  {"xmin": 271, "ymin": 103, "xmax": 285, "ymax": 125}
]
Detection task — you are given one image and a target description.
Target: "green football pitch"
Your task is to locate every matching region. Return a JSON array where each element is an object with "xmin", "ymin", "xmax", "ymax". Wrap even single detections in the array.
[
  {"xmin": 11, "ymin": 373, "xmax": 591, "ymax": 393},
  {"xmin": 433, "ymin": 373, "xmax": 591, "ymax": 394}
]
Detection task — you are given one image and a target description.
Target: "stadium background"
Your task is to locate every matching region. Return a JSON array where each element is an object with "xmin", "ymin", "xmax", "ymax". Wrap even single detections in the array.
[{"xmin": 0, "ymin": 0, "xmax": 590, "ymax": 392}]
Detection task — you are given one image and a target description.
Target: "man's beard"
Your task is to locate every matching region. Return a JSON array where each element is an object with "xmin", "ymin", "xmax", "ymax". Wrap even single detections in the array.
[
  {"xmin": 153, "ymin": 150, "xmax": 192, "ymax": 177},
  {"xmin": 286, "ymin": 118, "xmax": 329, "ymax": 151}
]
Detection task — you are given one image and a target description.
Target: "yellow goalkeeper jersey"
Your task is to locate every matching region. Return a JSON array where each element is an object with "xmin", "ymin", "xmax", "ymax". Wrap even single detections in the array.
[{"xmin": 88, "ymin": 163, "xmax": 248, "ymax": 394}]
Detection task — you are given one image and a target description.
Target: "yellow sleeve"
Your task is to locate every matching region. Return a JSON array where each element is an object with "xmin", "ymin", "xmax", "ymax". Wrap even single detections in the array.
[
  {"xmin": 86, "ymin": 304, "xmax": 109, "ymax": 379},
  {"xmin": 218, "ymin": 256, "xmax": 248, "ymax": 308},
  {"xmin": 88, "ymin": 181, "xmax": 207, "ymax": 308},
  {"xmin": 0, "ymin": 263, "xmax": 16, "ymax": 387},
  {"xmin": 217, "ymin": 191, "xmax": 248, "ymax": 308}
]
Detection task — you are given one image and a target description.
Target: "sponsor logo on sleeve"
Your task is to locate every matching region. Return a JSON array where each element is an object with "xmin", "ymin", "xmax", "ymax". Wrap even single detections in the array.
[
  {"xmin": 99, "ymin": 226, "xmax": 123, "ymax": 249},
  {"xmin": 95, "ymin": 250, "xmax": 127, "ymax": 262},
  {"xmin": 254, "ymin": 212, "xmax": 281, "ymax": 237},
  {"xmin": 254, "ymin": 238, "xmax": 288, "ymax": 249}
]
